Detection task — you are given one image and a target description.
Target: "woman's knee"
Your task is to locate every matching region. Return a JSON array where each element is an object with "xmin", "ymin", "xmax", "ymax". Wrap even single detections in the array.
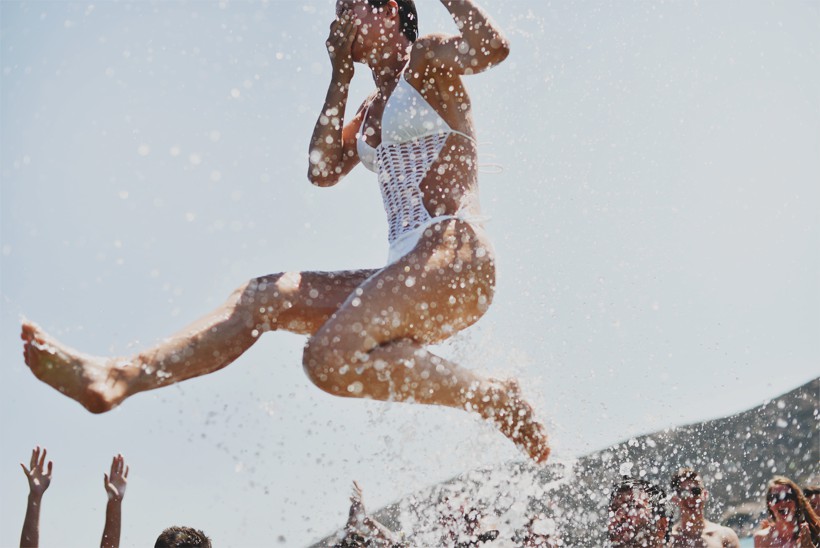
[
  {"xmin": 301, "ymin": 334, "xmax": 363, "ymax": 397},
  {"xmin": 230, "ymin": 273, "xmax": 296, "ymax": 327}
]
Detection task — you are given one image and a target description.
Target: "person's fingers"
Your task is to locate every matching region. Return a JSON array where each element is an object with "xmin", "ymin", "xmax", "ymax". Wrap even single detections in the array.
[
  {"xmin": 337, "ymin": 7, "xmax": 352, "ymax": 23},
  {"xmin": 339, "ymin": 18, "xmax": 356, "ymax": 42},
  {"xmin": 30, "ymin": 447, "xmax": 38, "ymax": 470},
  {"xmin": 39, "ymin": 447, "xmax": 47, "ymax": 470},
  {"xmin": 104, "ymin": 472, "xmax": 110, "ymax": 488},
  {"xmin": 330, "ymin": 17, "xmax": 355, "ymax": 46},
  {"xmin": 124, "ymin": 465, "xmax": 129, "ymax": 479},
  {"xmin": 46, "ymin": 460, "xmax": 53, "ymax": 477},
  {"xmin": 20, "ymin": 463, "xmax": 31, "ymax": 477}
]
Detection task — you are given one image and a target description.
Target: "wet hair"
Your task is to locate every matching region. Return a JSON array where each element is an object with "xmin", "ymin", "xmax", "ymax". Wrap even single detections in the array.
[
  {"xmin": 368, "ymin": 0, "xmax": 418, "ymax": 42},
  {"xmin": 610, "ymin": 477, "xmax": 669, "ymax": 539},
  {"xmin": 765, "ymin": 476, "xmax": 820, "ymax": 543},
  {"xmin": 670, "ymin": 467, "xmax": 702, "ymax": 492},
  {"xmin": 154, "ymin": 526, "xmax": 212, "ymax": 548}
]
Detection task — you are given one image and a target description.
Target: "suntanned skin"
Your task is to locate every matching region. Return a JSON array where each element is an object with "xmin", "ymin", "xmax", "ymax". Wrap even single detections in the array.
[
  {"xmin": 21, "ymin": 0, "xmax": 549, "ymax": 462},
  {"xmin": 669, "ymin": 477, "xmax": 740, "ymax": 548}
]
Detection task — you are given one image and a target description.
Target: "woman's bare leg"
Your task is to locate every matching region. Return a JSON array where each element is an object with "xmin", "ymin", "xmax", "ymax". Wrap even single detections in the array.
[
  {"xmin": 22, "ymin": 269, "xmax": 376, "ymax": 413},
  {"xmin": 302, "ymin": 222, "xmax": 550, "ymax": 462}
]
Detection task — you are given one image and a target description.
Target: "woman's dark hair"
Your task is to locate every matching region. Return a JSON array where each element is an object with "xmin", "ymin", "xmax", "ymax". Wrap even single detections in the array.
[{"xmin": 368, "ymin": 0, "xmax": 418, "ymax": 42}]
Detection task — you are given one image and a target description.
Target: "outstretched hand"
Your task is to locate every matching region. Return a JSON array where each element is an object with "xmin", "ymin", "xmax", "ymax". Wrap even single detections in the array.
[
  {"xmin": 104, "ymin": 454, "xmax": 129, "ymax": 502},
  {"xmin": 20, "ymin": 446, "xmax": 52, "ymax": 498}
]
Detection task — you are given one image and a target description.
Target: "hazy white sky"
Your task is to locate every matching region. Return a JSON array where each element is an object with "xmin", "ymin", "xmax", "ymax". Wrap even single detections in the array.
[{"xmin": 1, "ymin": 1, "xmax": 818, "ymax": 546}]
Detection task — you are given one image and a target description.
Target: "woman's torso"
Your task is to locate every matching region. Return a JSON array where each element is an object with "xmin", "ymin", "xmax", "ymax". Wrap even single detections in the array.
[{"xmin": 356, "ymin": 56, "xmax": 484, "ymax": 246}]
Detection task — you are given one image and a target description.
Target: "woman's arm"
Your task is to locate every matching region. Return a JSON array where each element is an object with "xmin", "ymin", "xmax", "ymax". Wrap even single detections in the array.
[
  {"xmin": 307, "ymin": 11, "xmax": 362, "ymax": 187},
  {"xmin": 415, "ymin": 0, "xmax": 510, "ymax": 76}
]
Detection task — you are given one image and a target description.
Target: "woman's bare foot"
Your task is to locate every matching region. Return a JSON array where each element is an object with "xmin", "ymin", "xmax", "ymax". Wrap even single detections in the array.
[
  {"xmin": 21, "ymin": 321, "xmax": 135, "ymax": 414},
  {"xmin": 480, "ymin": 379, "xmax": 551, "ymax": 464}
]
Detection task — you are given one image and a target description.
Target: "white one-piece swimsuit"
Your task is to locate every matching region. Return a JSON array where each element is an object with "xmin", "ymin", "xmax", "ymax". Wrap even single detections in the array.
[{"xmin": 356, "ymin": 69, "xmax": 485, "ymax": 264}]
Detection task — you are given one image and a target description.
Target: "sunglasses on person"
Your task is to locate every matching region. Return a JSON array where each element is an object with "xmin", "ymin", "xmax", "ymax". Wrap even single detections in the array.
[
  {"xmin": 767, "ymin": 490, "xmax": 797, "ymax": 504},
  {"xmin": 677, "ymin": 486, "xmax": 703, "ymax": 498}
]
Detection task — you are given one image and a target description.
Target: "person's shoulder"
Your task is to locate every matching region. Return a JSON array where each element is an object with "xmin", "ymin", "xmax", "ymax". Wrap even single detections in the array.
[
  {"xmin": 706, "ymin": 523, "xmax": 741, "ymax": 546},
  {"xmin": 717, "ymin": 523, "xmax": 740, "ymax": 541},
  {"xmin": 412, "ymin": 33, "xmax": 450, "ymax": 48},
  {"xmin": 753, "ymin": 525, "xmax": 772, "ymax": 544},
  {"xmin": 406, "ymin": 34, "xmax": 465, "ymax": 80},
  {"xmin": 705, "ymin": 520, "xmax": 739, "ymax": 537}
]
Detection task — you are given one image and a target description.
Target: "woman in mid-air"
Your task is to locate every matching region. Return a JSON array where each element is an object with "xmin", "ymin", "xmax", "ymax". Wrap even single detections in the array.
[{"xmin": 21, "ymin": 0, "xmax": 550, "ymax": 463}]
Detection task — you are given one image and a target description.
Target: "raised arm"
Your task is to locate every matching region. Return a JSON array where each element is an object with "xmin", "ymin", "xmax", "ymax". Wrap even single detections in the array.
[
  {"xmin": 307, "ymin": 9, "xmax": 363, "ymax": 187},
  {"xmin": 416, "ymin": 0, "xmax": 510, "ymax": 75},
  {"xmin": 100, "ymin": 454, "xmax": 129, "ymax": 548},
  {"xmin": 346, "ymin": 481, "xmax": 401, "ymax": 545},
  {"xmin": 20, "ymin": 446, "xmax": 52, "ymax": 548}
]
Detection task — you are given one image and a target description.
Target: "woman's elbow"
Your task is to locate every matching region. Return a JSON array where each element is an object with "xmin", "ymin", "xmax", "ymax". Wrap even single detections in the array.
[
  {"xmin": 489, "ymin": 36, "xmax": 510, "ymax": 65},
  {"xmin": 307, "ymin": 168, "xmax": 339, "ymax": 187},
  {"xmin": 470, "ymin": 36, "xmax": 509, "ymax": 72},
  {"xmin": 306, "ymin": 152, "xmax": 342, "ymax": 187}
]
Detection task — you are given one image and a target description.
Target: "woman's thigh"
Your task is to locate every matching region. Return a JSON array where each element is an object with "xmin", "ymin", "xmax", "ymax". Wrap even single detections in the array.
[
  {"xmin": 247, "ymin": 269, "xmax": 378, "ymax": 336},
  {"xmin": 310, "ymin": 221, "xmax": 496, "ymax": 351}
]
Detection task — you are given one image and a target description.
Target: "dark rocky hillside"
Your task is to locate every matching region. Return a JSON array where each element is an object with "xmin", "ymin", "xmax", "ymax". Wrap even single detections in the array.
[{"xmin": 314, "ymin": 378, "xmax": 819, "ymax": 547}]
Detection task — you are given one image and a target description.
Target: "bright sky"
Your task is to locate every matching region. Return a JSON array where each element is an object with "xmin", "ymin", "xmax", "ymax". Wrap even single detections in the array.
[{"xmin": 1, "ymin": 1, "xmax": 818, "ymax": 546}]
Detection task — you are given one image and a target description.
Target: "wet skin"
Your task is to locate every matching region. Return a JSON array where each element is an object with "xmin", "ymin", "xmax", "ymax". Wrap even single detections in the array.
[{"xmin": 22, "ymin": 0, "xmax": 550, "ymax": 463}]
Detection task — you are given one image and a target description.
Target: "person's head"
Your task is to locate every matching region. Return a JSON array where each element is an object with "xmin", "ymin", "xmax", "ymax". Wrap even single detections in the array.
[
  {"xmin": 766, "ymin": 477, "xmax": 809, "ymax": 525},
  {"xmin": 804, "ymin": 485, "xmax": 820, "ymax": 516},
  {"xmin": 335, "ymin": 0, "xmax": 417, "ymax": 63},
  {"xmin": 765, "ymin": 477, "xmax": 820, "ymax": 543},
  {"xmin": 154, "ymin": 526, "xmax": 211, "ymax": 548},
  {"xmin": 670, "ymin": 467, "xmax": 708, "ymax": 514},
  {"xmin": 366, "ymin": 0, "xmax": 417, "ymax": 42},
  {"xmin": 608, "ymin": 477, "xmax": 669, "ymax": 547}
]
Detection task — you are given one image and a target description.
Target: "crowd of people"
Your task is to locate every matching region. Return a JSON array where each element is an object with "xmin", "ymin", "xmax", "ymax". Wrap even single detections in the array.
[{"xmin": 327, "ymin": 468, "xmax": 820, "ymax": 547}]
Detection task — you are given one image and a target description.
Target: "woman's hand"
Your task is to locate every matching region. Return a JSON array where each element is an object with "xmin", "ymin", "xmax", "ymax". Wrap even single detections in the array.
[{"xmin": 326, "ymin": 10, "xmax": 357, "ymax": 84}]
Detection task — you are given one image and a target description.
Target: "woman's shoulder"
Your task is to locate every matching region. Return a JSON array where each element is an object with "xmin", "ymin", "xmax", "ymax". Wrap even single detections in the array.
[
  {"xmin": 411, "ymin": 32, "xmax": 451, "ymax": 48},
  {"xmin": 406, "ymin": 34, "xmax": 464, "ymax": 79}
]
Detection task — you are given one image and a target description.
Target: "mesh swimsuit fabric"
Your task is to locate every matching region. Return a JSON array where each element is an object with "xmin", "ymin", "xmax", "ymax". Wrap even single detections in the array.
[
  {"xmin": 356, "ymin": 72, "xmax": 481, "ymax": 263},
  {"xmin": 376, "ymin": 132, "xmax": 449, "ymax": 244}
]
